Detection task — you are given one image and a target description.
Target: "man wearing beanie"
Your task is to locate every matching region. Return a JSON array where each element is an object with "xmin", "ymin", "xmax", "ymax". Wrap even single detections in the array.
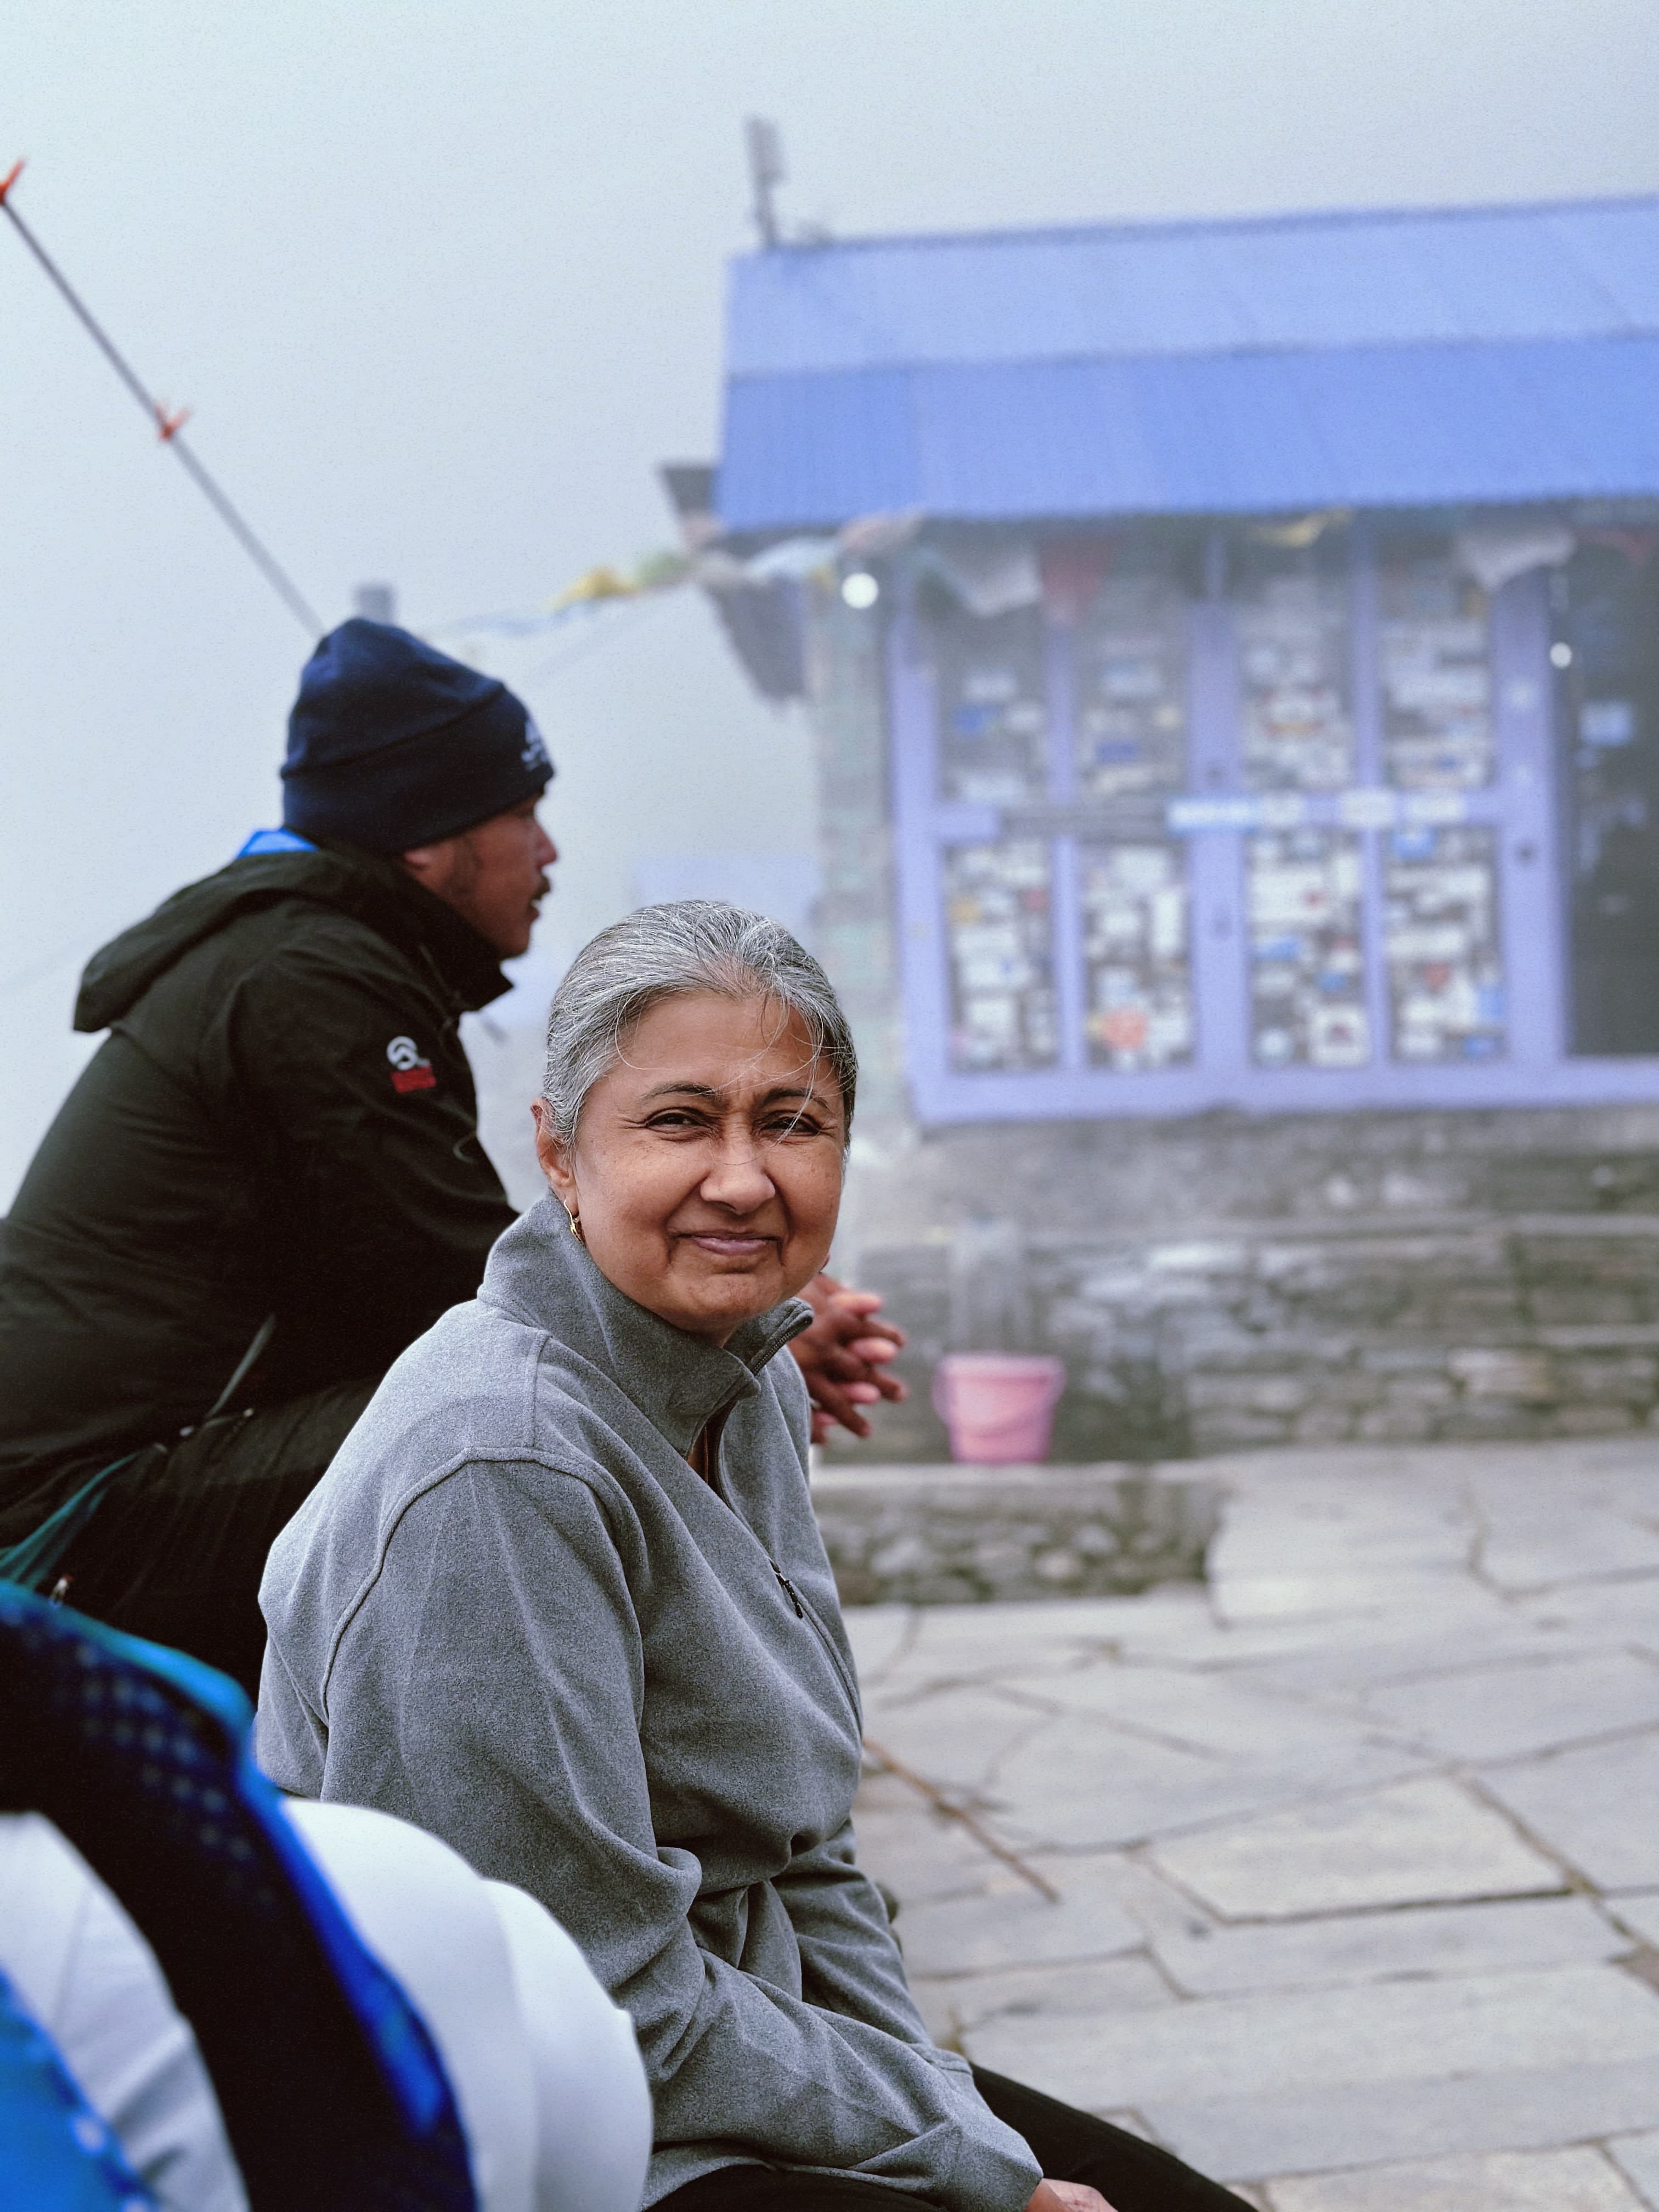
[
  {"xmin": 0, "ymin": 619, "xmax": 903, "ymax": 1695},
  {"xmin": 0, "ymin": 621, "xmax": 554, "ymax": 1694}
]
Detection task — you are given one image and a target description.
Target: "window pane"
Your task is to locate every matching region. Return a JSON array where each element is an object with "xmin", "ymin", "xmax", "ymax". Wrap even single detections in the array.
[
  {"xmin": 1564, "ymin": 544, "xmax": 1659, "ymax": 1055},
  {"xmin": 943, "ymin": 841, "xmax": 1058, "ymax": 1071},
  {"xmin": 1074, "ymin": 570, "xmax": 1188, "ymax": 800},
  {"xmin": 1385, "ymin": 826, "xmax": 1505, "ymax": 1062},
  {"xmin": 1237, "ymin": 541, "xmax": 1353, "ymax": 792},
  {"xmin": 1378, "ymin": 539, "xmax": 1493, "ymax": 789},
  {"xmin": 1247, "ymin": 829, "xmax": 1368, "ymax": 1067},
  {"xmin": 1080, "ymin": 843, "xmax": 1194, "ymax": 1069},
  {"xmin": 935, "ymin": 605, "xmax": 1049, "ymax": 805}
]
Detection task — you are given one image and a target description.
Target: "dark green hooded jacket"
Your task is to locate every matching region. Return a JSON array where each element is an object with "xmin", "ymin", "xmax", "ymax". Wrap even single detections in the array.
[{"xmin": 0, "ymin": 843, "xmax": 516, "ymax": 1542}]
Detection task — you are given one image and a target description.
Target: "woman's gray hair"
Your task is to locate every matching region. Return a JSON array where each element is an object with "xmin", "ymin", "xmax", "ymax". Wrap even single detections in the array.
[{"xmin": 540, "ymin": 900, "xmax": 857, "ymax": 1145}]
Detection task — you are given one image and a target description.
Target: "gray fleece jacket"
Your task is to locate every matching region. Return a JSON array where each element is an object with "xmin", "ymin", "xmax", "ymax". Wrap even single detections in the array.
[{"xmin": 257, "ymin": 1200, "xmax": 1042, "ymax": 2211}]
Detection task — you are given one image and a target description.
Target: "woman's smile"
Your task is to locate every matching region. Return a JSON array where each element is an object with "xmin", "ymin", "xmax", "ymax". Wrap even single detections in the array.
[{"xmin": 679, "ymin": 1230, "xmax": 776, "ymax": 1259}]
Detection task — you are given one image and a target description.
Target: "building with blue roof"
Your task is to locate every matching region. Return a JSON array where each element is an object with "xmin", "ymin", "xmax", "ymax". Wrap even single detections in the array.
[
  {"xmin": 720, "ymin": 195, "xmax": 1659, "ymax": 526},
  {"xmin": 684, "ymin": 194, "xmax": 1659, "ymax": 1460}
]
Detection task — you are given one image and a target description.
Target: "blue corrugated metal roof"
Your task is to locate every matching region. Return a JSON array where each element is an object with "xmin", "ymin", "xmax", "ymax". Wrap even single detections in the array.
[{"xmin": 716, "ymin": 196, "xmax": 1659, "ymax": 528}]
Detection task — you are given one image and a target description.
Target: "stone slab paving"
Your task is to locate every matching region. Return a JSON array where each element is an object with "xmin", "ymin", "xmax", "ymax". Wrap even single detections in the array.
[
  {"xmin": 1265, "ymin": 2147, "xmax": 1647, "ymax": 2210},
  {"xmin": 842, "ymin": 1434, "xmax": 1659, "ymax": 2207},
  {"xmin": 1148, "ymin": 1776, "xmax": 1561, "ymax": 1916}
]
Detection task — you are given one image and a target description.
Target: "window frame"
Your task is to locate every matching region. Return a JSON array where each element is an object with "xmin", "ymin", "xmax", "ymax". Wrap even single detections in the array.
[{"xmin": 891, "ymin": 519, "xmax": 1659, "ymax": 1123}]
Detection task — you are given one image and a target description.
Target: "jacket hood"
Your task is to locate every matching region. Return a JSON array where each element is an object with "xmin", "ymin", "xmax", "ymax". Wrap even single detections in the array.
[
  {"xmin": 483, "ymin": 1197, "xmax": 815, "ymax": 1454},
  {"xmin": 74, "ymin": 842, "xmax": 512, "ymax": 1032}
]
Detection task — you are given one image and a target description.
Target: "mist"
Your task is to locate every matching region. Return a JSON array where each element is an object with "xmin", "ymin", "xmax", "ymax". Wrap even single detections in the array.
[{"xmin": 4, "ymin": 0, "xmax": 1657, "ymax": 1200}]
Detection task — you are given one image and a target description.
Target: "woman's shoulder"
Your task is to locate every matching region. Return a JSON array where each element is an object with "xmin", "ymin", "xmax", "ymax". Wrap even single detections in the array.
[
  {"xmin": 259, "ymin": 1304, "xmax": 648, "ymax": 1680},
  {"xmin": 360, "ymin": 1294, "xmax": 555, "ymax": 1464},
  {"xmin": 353, "ymin": 1296, "xmax": 659, "ymax": 1501},
  {"xmin": 360, "ymin": 1290, "xmax": 726, "ymax": 1518}
]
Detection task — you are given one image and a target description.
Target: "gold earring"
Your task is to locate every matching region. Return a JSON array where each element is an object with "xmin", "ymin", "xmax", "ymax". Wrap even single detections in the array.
[{"xmin": 562, "ymin": 1200, "xmax": 582, "ymax": 1239}]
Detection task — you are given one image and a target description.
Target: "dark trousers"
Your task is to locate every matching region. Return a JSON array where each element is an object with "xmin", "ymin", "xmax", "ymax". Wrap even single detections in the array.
[
  {"xmin": 657, "ymin": 2067, "xmax": 1243, "ymax": 2210},
  {"xmin": 50, "ymin": 1376, "xmax": 378, "ymax": 1701}
]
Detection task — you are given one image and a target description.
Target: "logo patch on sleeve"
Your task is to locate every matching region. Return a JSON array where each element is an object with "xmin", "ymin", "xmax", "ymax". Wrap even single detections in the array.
[{"xmin": 387, "ymin": 1034, "xmax": 437, "ymax": 1093}]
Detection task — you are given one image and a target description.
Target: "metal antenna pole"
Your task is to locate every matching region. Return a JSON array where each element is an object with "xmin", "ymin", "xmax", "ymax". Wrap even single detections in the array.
[
  {"xmin": 1, "ymin": 160, "xmax": 323, "ymax": 638},
  {"xmin": 744, "ymin": 118, "xmax": 785, "ymax": 250}
]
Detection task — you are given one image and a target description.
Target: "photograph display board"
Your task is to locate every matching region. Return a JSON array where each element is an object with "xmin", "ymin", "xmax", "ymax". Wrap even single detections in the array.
[
  {"xmin": 1237, "ymin": 546, "xmax": 1353, "ymax": 792},
  {"xmin": 1379, "ymin": 544, "xmax": 1494, "ymax": 792},
  {"xmin": 1080, "ymin": 840, "xmax": 1194, "ymax": 1070},
  {"xmin": 1384, "ymin": 825, "xmax": 1506, "ymax": 1062},
  {"xmin": 894, "ymin": 520, "xmax": 1657, "ymax": 1121},
  {"xmin": 1074, "ymin": 570, "xmax": 1189, "ymax": 802},
  {"xmin": 943, "ymin": 839, "xmax": 1058, "ymax": 1071},
  {"xmin": 934, "ymin": 603, "xmax": 1049, "ymax": 806},
  {"xmin": 1246, "ymin": 829, "xmax": 1367, "ymax": 1068}
]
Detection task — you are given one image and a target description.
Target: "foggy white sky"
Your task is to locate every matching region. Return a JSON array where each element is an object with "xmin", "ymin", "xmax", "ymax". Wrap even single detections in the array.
[{"xmin": 4, "ymin": 0, "xmax": 1658, "ymax": 1201}]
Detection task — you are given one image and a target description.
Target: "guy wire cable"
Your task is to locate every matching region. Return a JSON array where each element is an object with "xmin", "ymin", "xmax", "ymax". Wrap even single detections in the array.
[{"xmin": 1, "ymin": 159, "xmax": 323, "ymax": 639}]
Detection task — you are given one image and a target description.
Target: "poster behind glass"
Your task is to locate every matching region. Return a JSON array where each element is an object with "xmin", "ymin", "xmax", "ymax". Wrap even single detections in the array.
[
  {"xmin": 1378, "ymin": 538, "xmax": 1493, "ymax": 790},
  {"xmin": 1246, "ymin": 829, "xmax": 1368, "ymax": 1067},
  {"xmin": 934, "ymin": 605, "xmax": 1049, "ymax": 806},
  {"xmin": 1079, "ymin": 843, "xmax": 1193, "ymax": 1070},
  {"xmin": 1073, "ymin": 567, "xmax": 1188, "ymax": 802},
  {"xmin": 1385, "ymin": 826, "xmax": 1505, "ymax": 1062},
  {"xmin": 944, "ymin": 840, "xmax": 1058, "ymax": 1072},
  {"xmin": 1235, "ymin": 538, "xmax": 1353, "ymax": 793}
]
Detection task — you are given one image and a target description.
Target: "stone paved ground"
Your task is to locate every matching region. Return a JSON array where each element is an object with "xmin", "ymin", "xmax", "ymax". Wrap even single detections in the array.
[{"xmin": 842, "ymin": 1434, "xmax": 1659, "ymax": 2210}]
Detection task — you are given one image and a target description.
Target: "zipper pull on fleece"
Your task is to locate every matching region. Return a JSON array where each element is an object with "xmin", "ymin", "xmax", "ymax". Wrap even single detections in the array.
[{"xmin": 773, "ymin": 1566, "xmax": 804, "ymax": 1617}]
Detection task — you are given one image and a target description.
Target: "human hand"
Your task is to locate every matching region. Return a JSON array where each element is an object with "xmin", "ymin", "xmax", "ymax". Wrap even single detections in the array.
[
  {"xmin": 789, "ymin": 1274, "xmax": 909, "ymax": 1442},
  {"xmin": 1025, "ymin": 2183, "xmax": 1114, "ymax": 2212}
]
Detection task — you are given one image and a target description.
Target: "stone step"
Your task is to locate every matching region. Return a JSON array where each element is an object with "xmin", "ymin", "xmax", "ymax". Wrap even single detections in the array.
[{"xmin": 810, "ymin": 1462, "xmax": 1221, "ymax": 1607}]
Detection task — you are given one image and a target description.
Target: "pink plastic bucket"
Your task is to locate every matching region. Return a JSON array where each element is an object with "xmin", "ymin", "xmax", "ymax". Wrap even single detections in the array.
[{"xmin": 931, "ymin": 1353, "xmax": 1066, "ymax": 1465}]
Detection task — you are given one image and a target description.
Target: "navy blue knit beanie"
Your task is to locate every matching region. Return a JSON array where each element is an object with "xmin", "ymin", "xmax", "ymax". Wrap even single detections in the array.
[{"xmin": 281, "ymin": 619, "xmax": 553, "ymax": 851}]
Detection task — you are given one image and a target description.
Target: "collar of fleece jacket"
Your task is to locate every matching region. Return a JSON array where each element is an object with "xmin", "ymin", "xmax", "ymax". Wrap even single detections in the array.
[{"xmin": 479, "ymin": 1197, "xmax": 815, "ymax": 1455}]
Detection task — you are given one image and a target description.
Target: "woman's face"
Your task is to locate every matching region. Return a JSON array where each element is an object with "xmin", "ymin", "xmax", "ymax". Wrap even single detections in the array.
[{"xmin": 533, "ymin": 992, "xmax": 846, "ymax": 1344}]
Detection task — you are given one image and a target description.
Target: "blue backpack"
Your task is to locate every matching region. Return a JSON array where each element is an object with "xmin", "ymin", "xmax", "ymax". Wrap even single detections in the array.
[{"xmin": 0, "ymin": 1583, "xmax": 476, "ymax": 2210}]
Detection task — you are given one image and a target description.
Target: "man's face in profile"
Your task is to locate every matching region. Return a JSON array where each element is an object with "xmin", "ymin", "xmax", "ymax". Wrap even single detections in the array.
[{"xmin": 401, "ymin": 797, "xmax": 557, "ymax": 956}]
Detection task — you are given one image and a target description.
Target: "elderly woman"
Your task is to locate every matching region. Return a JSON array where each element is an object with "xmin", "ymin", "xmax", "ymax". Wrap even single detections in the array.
[{"xmin": 258, "ymin": 904, "xmax": 1240, "ymax": 2212}]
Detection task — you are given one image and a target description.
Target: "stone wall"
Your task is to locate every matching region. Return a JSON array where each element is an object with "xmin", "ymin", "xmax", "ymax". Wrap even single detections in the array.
[
  {"xmin": 827, "ymin": 1108, "xmax": 1659, "ymax": 1465},
  {"xmin": 811, "ymin": 1463, "xmax": 1221, "ymax": 1606}
]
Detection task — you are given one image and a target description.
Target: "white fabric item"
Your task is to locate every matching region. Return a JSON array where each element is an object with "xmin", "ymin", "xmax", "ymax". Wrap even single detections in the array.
[
  {"xmin": 743, "ymin": 535, "xmax": 838, "ymax": 582},
  {"xmin": 290, "ymin": 1801, "xmax": 652, "ymax": 2212},
  {"xmin": 0, "ymin": 1803, "xmax": 651, "ymax": 2212},
  {"xmin": 485, "ymin": 1879, "xmax": 656, "ymax": 2212},
  {"xmin": 285, "ymin": 1798, "xmax": 538, "ymax": 2212},
  {"xmin": 1455, "ymin": 522, "xmax": 1576, "ymax": 594},
  {"xmin": 0, "ymin": 1812, "xmax": 247, "ymax": 2212},
  {"xmin": 836, "ymin": 508, "xmax": 926, "ymax": 560},
  {"xmin": 926, "ymin": 528, "xmax": 1043, "ymax": 616}
]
